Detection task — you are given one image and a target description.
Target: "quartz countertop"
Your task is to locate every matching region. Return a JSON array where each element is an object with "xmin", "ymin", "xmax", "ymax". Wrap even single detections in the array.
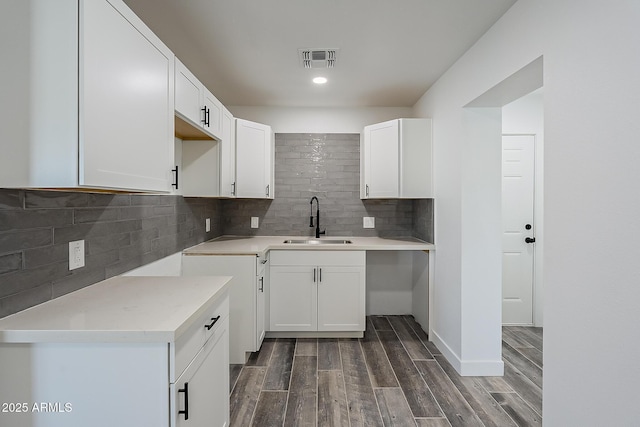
[
  {"xmin": 183, "ymin": 235, "xmax": 435, "ymax": 256},
  {"xmin": 0, "ymin": 275, "xmax": 231, "ymax": 343}
]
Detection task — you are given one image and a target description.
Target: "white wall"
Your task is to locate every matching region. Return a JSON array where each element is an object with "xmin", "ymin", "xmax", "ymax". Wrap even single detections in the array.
[
  {"xmin": 502, "ymin": 89, "xmax": 544, "ymax": 326},
  {"xmin": 366, "ymin": 251, "xmax": 414, "ymax": 315},
  {"xmin": 413, "ymin": 1, "xmax": 640, "ymax": 424},
  {"xmin": 228, "ymin": 106, "xmax": 412, "ymax": 133}
]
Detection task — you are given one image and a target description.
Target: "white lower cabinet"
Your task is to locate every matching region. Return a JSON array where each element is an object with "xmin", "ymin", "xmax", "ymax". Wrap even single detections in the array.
[
  {"xmin": 173, "ymin": 316, "xmax": 229, "ymax": 427},
  {"xmin": 182, "ymin": 254, "xmax": 267, "ymax": 364},
  {"xmin": 269, "ymin": 251, "xmax": 366, "ymax": 332}
]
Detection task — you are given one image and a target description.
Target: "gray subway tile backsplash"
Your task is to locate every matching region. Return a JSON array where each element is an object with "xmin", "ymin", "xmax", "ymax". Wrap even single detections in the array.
[
  {"xmin": 223, "ymin": 133, "xmax": 433, "ymax": 239},
  {"xmin": 0, "ymin": 133, "xmax": 432, "ymax": 318},
  {"xmin": 0, "ymin": 190, "xmax": 222, "ymax": 318}
]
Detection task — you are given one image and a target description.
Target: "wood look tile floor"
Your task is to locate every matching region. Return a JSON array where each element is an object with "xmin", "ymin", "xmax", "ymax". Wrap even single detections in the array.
[{"xmin": 229, "ymin": 316, "xmax": 543, "ymax": 427}]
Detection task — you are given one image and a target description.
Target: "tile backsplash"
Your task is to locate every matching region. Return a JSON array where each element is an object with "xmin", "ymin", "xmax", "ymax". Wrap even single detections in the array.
[
  {"xmin": 223, "ymin": 133, "xmax": 432, "ymax": 238},
  {"xmin": 0, "ymin": 133, "xmax": 433, "ymax": 318},
  {"xmin": 0, "ymin": 190, "xmax": 221, "ymax": 318}
]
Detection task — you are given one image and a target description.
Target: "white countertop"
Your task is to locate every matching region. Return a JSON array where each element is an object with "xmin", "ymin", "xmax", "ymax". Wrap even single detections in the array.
[
  {"xmin": 0, "ymin": 275, "xmax": 231, "ymax": 344},
  {"xmin": 183, "ymin": 235, "xmax": 435, "ymax": 256}
]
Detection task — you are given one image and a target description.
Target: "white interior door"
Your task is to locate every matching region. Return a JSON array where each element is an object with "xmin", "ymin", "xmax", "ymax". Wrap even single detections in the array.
[{"xmin": 502, "ymin": 135, "xmax": 535, "ymax": 324}]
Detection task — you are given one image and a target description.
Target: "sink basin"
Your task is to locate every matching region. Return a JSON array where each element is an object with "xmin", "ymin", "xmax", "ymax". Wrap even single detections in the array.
[{"xmin": 283, "ymin": 239, "xmax": 352, "ymax": 245}]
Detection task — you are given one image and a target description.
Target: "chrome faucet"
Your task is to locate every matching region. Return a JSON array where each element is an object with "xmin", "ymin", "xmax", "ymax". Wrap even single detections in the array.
[{"xmin": 309, "ymin": 196, "xmax": 326, "ymax": 239}]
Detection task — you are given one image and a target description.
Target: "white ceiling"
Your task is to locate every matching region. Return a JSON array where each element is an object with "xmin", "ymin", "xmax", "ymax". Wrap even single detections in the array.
[{"xmin": 123, "ymin": 0, "xmax": 516, "ymax": 108}]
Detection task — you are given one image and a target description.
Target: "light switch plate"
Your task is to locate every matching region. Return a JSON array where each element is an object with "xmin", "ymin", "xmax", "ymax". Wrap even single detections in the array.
[
  {"xmin": 69, "ymin": 240, "xmax": 85, "ymax": 270},
  {"xmin": 251, "ymin": 217, "xmax": 259, "ymax": 228},
  {"xmin": 205, "ymin": 218, "xmax": 211, "ymax": 232},
  {"xmin": 363, "ymin": 217, "xmax": 375, "ymax": 229}
]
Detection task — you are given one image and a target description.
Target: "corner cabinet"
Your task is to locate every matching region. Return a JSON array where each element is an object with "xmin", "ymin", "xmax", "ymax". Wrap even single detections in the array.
[
  {"xmin": 235, "ymin": 119, "xmax": 275, "ymax": 199},
  {"xmin": 361, "ymin": 118, "xmax": 433, "ymax": 199},
  {"xmin": 0, "ymin": 0, "xmax": 175, "ymax": 192},
  {"xmin": 269, "ymin": 251, "xmax": 366, "ymax": 333}
]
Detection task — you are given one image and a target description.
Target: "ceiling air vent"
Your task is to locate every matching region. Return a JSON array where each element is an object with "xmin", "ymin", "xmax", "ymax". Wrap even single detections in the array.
[{"xmin": 299, "ymin": 48, "xmax": 338, "ymax": 68}]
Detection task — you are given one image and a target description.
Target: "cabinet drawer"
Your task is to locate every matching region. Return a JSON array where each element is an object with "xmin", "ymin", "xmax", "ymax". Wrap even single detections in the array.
[
  {"xmin": 270, "ymin": 250, "xmax": 365, "ymax": 266},
  {"xmin": 175, "ymin": 294, "xmax": 229, "ymax": 380}
]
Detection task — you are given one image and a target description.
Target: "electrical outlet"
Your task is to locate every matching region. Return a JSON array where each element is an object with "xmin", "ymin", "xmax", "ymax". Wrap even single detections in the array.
[
  {"xmin": 363, "ymin": 217, "xmax": 375, "ymax": 229},
  {"xmin": 251, "ymin": 217, "xmax": 259, "ymax": 228},
  {"xmin": 205, "ymin": 218, "xmax": 211, "ymax": 232},
  {"xmin": 69, "ymin": 240, "xmax": 85, "ymax": 270}
]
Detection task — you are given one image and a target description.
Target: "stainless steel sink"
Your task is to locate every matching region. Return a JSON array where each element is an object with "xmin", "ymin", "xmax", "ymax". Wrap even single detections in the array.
[{"xmin": 283, "ymin": 239, "xmax": 352, "ymax": 245}]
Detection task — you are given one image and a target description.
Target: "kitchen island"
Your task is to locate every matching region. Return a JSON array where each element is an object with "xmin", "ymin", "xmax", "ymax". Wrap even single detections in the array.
[{"xmin": 0, "ymin": 275, "xmax": 231, "ymax": 427}]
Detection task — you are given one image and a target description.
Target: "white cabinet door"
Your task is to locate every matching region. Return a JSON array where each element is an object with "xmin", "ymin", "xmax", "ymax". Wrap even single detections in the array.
[
  {"xmin": 175, "ymin": 59, "xmax": 204, "ymax": 128},
  {"xmin": 81, "ymin": 0, "xmax": 173, "ymax": 192},
  {"xmin": 219, "ymin": 107, "xmax": 236, "ymax": 197},
  {"xmin": 236, "ymin": 119, "xmax": 274, "ymax": 199},
  {"xmin": 0, "ymin": 0, "xmax": 174, "ymax": 192},
  {"xmin": 362, "ymin": 118, "xmax": 433, "ymax": 199},
  {"xmin": 269, "ymin": 266, "xmax": 317, "ymax": 331},
  {"xmin": 203, "ymin": 89, "xmax": 223, "ymax": 139},
  {"xmin": 174, "ymin": 317, "xmax": 229, "ymax": 427},
  {"xmin": 363, "ymin": 119, "xmax": 399, "ymax": 198},
  {"xmin": 317, "ymin": 266, "xmax": 366, "ymax": 331},
  {"xmin": 256, "ymin": 273, "xmax": 266, "ymax": 347}
]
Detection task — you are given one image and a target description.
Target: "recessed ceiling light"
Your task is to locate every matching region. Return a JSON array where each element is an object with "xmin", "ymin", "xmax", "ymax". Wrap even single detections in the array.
[{"xmin": 313, "ymin": 77, "xmax": 327, "ymax": 84}]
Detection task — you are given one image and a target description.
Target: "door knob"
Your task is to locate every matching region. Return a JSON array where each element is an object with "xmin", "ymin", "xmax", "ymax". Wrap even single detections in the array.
[
  {"xmin": 525, "ymin": 224, "xmax": 532, "ymax": 230},
  {"xmin": 525, "ymin": 237, "xmax": 536, "ymax": 244}
]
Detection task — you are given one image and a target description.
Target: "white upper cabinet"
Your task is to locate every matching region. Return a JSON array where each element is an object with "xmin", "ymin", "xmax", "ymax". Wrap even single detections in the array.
[
  {"xmin": 235, "ymin": 119, "xmax": 274, "ymax": 199},
  {"xmin": 0, "ymin": 0, "xmax": 175, "ymax": 192},
  {"xmin": 361, "ymin": 118, "xmax": 433, "ymax": 199},
  {"xmin": 175, "ymin": 58, "xmax": 222, "ymax": 140}
]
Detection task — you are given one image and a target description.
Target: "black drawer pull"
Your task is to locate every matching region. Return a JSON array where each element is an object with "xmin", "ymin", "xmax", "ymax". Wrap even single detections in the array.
[
  {"xmin": 204, "ymin": 315, "xmax": 221, "ymax": 330},
  {"xmin": 178, "ymin": 382, "xmax": 189, "ymax": 420}
]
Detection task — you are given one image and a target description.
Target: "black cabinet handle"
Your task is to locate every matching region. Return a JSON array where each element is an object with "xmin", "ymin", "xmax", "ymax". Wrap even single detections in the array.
[
  {"xmin": 319, "ymin": 267, "xmax": 322, "ymax": 282},
  {"xmin": 205, "ymin": 315, "xmax": 221, "ymax": 330},
  {"xmin": 201, "ymin": 106, "xmax": 210, "ymax": 127},
  {"xmin": 231, "ymin": 182, "xmax": 236, "ymax": 196},
  {"xmin": 172, "ymin": 166, "xmax": 179, "ymax": 189},
  {"xmin": 525, "ymin": 237, "xmax": 536, "ymax": 244},
  {"xmin": 258, "ymin": 277, "xmax": 264, "ymax": 292},
  {"xmin": 178, "ymin": 382, "xmax": 189, "ymax": 420},
  {"xmin": 313, "ymin": 268, "xmax": 316, "ymax": 283}
]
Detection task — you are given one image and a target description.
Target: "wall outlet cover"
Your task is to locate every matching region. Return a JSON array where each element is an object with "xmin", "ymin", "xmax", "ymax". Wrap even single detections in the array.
[
  {"xmin": 363, "ymin": 217, "xmax": 375, "ymax": 228},
  {"xmin": 251, "ymin": 217, "xmax": 259, "ymax": 228},
  {"xmin": 205, "ymin": 218, "xmax": 211, "ymax": 232},
  {"xmin": 69, "ymin": 240, "xmax": 85, "ymax": 270}
]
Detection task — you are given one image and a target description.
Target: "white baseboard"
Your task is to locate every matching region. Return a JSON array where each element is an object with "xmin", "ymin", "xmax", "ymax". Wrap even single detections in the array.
[{"xmin": 431, "ymin": 329, "xmax": 504, "ymax": 376}]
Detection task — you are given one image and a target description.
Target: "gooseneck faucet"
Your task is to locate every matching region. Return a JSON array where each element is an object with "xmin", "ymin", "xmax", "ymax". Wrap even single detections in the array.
[{"xmin": 310, "ymin": 196, "xmax": 326, "ymax": 239}]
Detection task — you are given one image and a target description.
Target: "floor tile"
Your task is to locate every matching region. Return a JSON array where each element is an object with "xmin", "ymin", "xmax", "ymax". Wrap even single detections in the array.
[{"xmin": 228, "ymin": 316, "xmax": 543, "ymax": 427}]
